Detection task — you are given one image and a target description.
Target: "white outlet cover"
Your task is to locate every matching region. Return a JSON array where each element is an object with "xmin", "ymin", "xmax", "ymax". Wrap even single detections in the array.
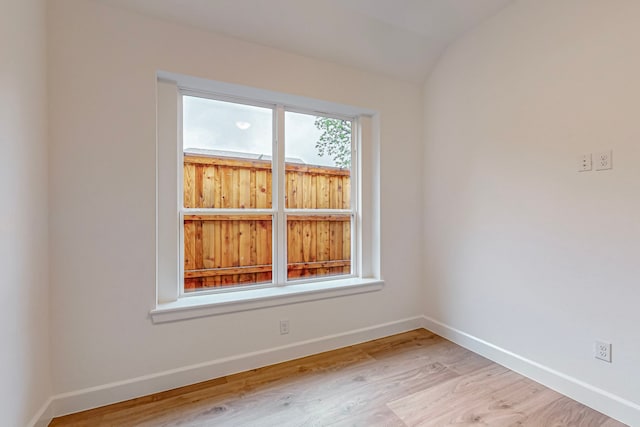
[
  {"xmin": 595, "ymin": 150, "xmax": 612, "ymax": 171},
  {"xmin": 595, "ymin": 340, "xmax": 612, "ymax": 363},
  {"xmin": 279, "ymin": 319, "xmax": 290, "ymax": 335}
]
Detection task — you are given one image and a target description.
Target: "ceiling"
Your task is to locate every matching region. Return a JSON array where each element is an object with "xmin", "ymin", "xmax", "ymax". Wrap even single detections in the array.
[{"xmin": 97, "ymin": 0, "xmax": 514, "ymax": 83}]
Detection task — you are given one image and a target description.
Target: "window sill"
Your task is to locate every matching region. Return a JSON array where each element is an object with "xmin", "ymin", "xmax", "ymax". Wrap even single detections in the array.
[{"xmin": 150, "ymin": 278, "xmax": 384, "ymax": 323}]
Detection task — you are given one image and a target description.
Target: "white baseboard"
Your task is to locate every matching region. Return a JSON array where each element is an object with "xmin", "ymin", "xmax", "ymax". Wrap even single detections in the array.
[
  {"xmin": 421, "ymin": 315, "xmax": 640, "ymax": 426},
  {"xmin": 50, "ymin": 316, "xmax": 424, "ymax": 418},
  {"xmin": 27, "ymin": 397, "xmax": 54, "ymax": 427}
]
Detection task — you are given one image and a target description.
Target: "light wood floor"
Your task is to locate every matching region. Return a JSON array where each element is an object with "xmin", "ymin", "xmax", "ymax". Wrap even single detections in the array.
[{"xmin": 50, "ymin": 329, "xmax": 626, "ymax": 426}]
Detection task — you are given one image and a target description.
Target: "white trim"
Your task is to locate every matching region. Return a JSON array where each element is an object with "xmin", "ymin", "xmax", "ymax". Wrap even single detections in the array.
[
  {"xmin": 284, "ymin": 105, "xmax": 356, "ymax": 123},
  {"xmin": 421, "ymin": 315, "xmax": 640, "ymax": 426},
  {"xmin": 151, "ymin": 278, "xmax": 384, "ymax": 323},
  {"xmin": 357, "ymin": 116, "xmax": 379, "ymax": 278},
  {"xmin": 48, "ymin": 316, "xmax": 421, "ymax": 418},
  {"xmin": 157, "ymin": 70, "xmax": 376, "ymax": 118},
  {"xmin": 181, "ymin": 89, "xmax": 277, "ymax": 111},
  {"xmin": 27, "ymin": 396, "xmax": 54, "ymax": 427},
  {"xmin": 177, "ymin": 95, "xmax": 185, "ymax": 297},
  {"xmin": 156, "ymin": 80, "xmax": 181, "ymax": 303}
]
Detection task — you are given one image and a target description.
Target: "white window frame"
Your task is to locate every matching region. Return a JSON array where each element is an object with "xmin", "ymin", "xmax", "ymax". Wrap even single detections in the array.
[{"xmin": 152, "ymin": 71, "xmax": 383, "ymax": 323}]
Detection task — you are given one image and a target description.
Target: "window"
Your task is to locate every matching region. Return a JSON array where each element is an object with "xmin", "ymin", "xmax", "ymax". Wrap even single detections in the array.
[
  {"xmin": 181, "ymin": 96, "xmax": 356, "ymax": 294},
  {"xmin": 153, "ymin": 72, "xmax": 381, "ymax": 322},
  {"xmin": 181, "ymin": 96, "xmax": 276, "ymax": 292}
]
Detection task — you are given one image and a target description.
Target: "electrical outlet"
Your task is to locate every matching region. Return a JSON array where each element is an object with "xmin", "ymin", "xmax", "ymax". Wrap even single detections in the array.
[
  {"xmin": 578, "ymin": 154, "xmax": 592, "ymax": 172},
  {"xmin": 279, "ymin": 319, "xmax": 290, "ymax": 335},
  {"xmin": 595, "ymin": 341, "xmax": 611, "ymax": 363},
  {"xmin": 595, "ymin": 150, "xmax": 612, "ymax": 170}
]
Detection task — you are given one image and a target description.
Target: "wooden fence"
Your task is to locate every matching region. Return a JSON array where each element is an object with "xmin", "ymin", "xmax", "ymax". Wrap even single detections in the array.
[{"xmin": 183, "ymin": 153, "xmax": 351, "ymax": 291}]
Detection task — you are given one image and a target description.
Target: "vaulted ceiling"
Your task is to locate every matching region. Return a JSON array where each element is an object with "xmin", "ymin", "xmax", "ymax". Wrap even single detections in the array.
[{"xmin": 97, "ymin": 0, "xmax": 513, "ymax": 83}]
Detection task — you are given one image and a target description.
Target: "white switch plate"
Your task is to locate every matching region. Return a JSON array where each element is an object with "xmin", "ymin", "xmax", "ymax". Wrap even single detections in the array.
[
  {"xmin": 578, "ymin": 154, "xmax": 592, "ymax": 172},
  {"xmin": 595, "ymin": 150, "xmax": 612, "ymax": 170}
]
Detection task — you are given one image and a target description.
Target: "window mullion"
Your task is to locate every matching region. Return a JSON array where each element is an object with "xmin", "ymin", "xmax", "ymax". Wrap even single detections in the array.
[
  {"xmin": 351, "ymin": 118, "xmax": 359, "ymax": 277},
  {"xmin": 275, "ymin": 105, "xmax": 286, "ymax": 285}
]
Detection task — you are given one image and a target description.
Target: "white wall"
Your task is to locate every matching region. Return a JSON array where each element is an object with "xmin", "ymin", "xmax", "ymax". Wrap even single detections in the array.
[
  {"xmin": 0, "ymin": 0, "xmax": 51, "ymax": 425},
  {"xmin": 48, "ymin": 0, "xmax": 423, "ymax": 407},
  {"xmin": 424, "ymin": 0, "xmax": 640, "ymax": 422}
]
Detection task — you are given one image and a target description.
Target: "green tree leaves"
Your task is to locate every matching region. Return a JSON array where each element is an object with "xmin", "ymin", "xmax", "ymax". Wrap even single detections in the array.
[{"xmin": 314, "ymin": 117, "xmax": 351, "ymax": 168}]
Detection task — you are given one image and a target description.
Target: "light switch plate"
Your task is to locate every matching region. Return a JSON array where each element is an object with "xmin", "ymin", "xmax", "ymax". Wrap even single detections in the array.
[{"xmin": 578, "ymin": 154, "xmax": 592, "ymax": 172}]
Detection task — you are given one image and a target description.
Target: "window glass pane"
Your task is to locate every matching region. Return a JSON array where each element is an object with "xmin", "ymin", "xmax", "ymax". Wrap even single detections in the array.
[
  {"xmin": 184, "ymin": 215, "xmax": 273, "ymax": 292},
  {"xmin": 183, "ymin": 96, "xmax": 273, "ymax": 209},
  {"xmin": 287, "ymin": 214, "xmax": 351, "ymax": 280},
  {"xmin": 284, "ymin": 112, "xmax": 351, "ymax": 209}
]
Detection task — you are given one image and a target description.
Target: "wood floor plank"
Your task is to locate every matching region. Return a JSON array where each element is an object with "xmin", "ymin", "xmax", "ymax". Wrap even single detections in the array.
[{"xmin": 50, "ymin": 329, "xmax": 626, "ymax": 427}]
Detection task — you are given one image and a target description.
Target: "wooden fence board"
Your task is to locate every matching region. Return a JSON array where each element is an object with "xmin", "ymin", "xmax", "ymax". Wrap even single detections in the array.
[
  {"xmin": 255, "ymin": 170, "xmax": 268, "ymax": 208},
  {"xmin": 239, "ymin": 168, "xmax": 251, "ymax": 209},
  {"xmin": 184, "ymin": 163, "xmax": 196, "ymax": 208}
]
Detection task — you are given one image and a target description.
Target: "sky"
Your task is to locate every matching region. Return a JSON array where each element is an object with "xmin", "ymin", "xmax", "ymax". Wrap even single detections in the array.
[{"xmin": 183, "ymin": 96, "xmax": 347, "ymax": 167}]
